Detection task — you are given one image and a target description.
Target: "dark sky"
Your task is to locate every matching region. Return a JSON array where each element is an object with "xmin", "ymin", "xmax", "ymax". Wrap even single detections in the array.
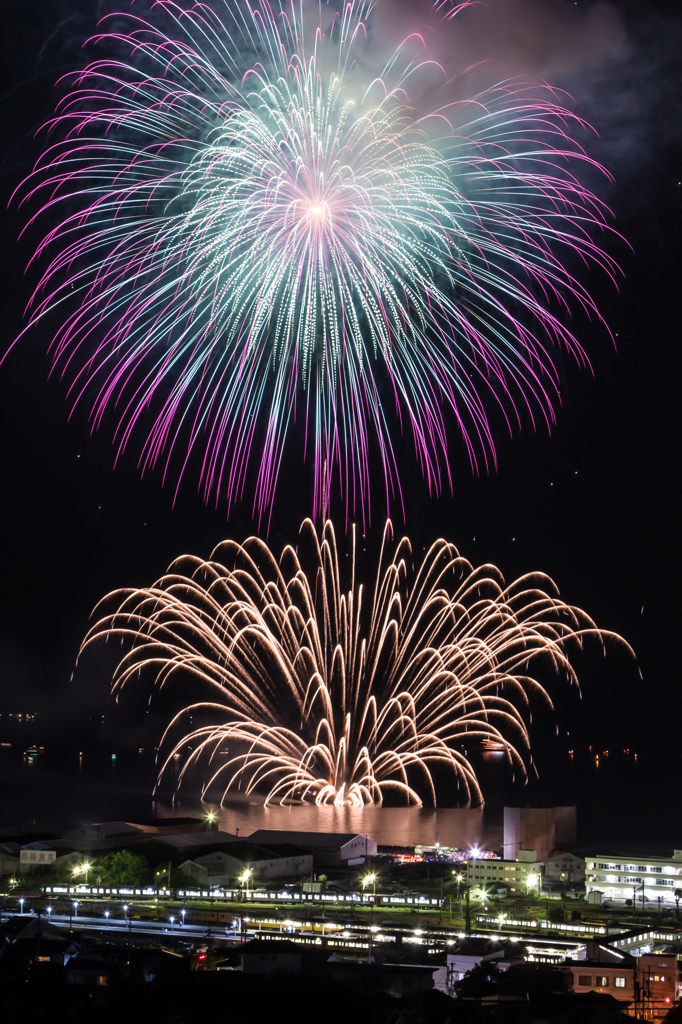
[{"xmin": 0, "ymin": 0, "xmax": 680, "ymax": 762}]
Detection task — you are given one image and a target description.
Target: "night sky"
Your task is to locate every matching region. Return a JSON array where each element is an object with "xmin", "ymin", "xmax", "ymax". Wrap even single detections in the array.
[{"xmin": 0, "ymin": 0, "xmax": 680, "ymax": 816}]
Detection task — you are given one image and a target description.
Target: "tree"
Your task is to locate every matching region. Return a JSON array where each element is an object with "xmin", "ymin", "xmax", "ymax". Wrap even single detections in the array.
[{"xmin": 96, "ymin": 850, "xmax": 149, "ymax": 887}]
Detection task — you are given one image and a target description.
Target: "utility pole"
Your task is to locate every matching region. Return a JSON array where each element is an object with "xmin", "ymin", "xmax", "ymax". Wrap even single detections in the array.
[{"xmin": 465, "ymin": 885, "xmax": 471, "ymax": 934}]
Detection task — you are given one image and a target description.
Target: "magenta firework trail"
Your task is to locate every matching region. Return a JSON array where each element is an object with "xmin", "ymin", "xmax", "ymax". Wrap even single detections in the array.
[{"xmin": 14, "ymin": 1, "xmax": 619, "ymax": 519}]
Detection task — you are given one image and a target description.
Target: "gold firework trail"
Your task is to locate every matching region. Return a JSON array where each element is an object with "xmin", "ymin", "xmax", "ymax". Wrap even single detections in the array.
[{"xmin": 83, "ymin": 521, "xmax": 631, "ymax": 806}]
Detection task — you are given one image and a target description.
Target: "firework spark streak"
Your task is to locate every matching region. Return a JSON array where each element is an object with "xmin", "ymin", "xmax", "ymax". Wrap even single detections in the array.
[
  {"xmin": 82, "ymin": 520, "xmax": 631, "ymax": 806},
  {"xmin": 13, "ymin": 0, "xmax": 619, "ymax": 519}
]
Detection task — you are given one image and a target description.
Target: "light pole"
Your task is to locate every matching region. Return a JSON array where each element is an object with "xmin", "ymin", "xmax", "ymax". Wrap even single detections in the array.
[
  {"xmin": 46, "ymin": 905, "xmax": 53, "ymax": 920},
  {"xmin": 170, "ymin": 914, "xmax": 175, "ymax": 932},
  {"xmin": 181, "ymin": 908, "xmax": 186, "ymax": 928},
  {"xmin": 239, "ymin": 869, "xmax": 252, "ymax": 899},
  {"xmin": 19, "ymin": 897, "xmax": 25, "ymax": 915},
  {"xmin": 362, "ymin": 873, "xmax": 377, "ymax": 919}
]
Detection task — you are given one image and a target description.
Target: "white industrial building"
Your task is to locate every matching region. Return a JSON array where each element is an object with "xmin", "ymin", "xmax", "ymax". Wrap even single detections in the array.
[
  {"xmin": 585, "ymin": 851, "xmax": 682, "ymax": 904},
  {"xmin": 467, "ymin": 849, "xmax": 543, "ymax": 895}
]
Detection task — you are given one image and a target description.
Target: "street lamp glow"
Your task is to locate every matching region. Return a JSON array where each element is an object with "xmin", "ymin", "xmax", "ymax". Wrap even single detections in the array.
[
  {"xmin": 239, "ymin": 869, "xmax": 252, "ymax": 886},
  {"xmin": 46, "ymin": 905, "xmax": 53, "ymax": 916},
  {"xmin": 105, "ymin": 910, "xmax": 110, "ymax": 919},
  {"xmin": 19, "ymin": 898, "xmax": 25, "ymax": 913},
  {"xmin": 361, "ymin": 873, "xmax": 377, "ymax": 889},
  {"xmin": 205, "ymin": 811, "xmax": 217, "ymax": 823}
]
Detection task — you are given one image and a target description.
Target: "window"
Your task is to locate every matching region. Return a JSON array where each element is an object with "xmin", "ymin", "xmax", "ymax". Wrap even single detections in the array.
[
  {"xmin": 597, "ymin": 977, "xmax": 609, "ymax": 988},
  {"xmin": 624, "ymin": 877, "xmax": 638, "ymax": 883},
  {"xmin": 656, "ymin": 880, "xmax": 674, "ymax": 886},
  {"xmin": 578, "ymin": 976, "xmax": 592, "ymax": 986},
  {"xmin": 615, "ymin": 978, "xmax": 626, "ymax": 988},
  {"xmin": 651, "ymin": 867, "xmax": 662, "ymax": 873}
]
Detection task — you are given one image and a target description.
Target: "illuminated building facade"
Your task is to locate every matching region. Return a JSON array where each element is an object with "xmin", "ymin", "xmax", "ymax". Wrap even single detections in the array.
[
  {"xmin": 467, "ymin": 849, "xmax": 543, "ymax": 895},
  {"xmin": 585, "ymin": 851, "xmax": 682, "ymax": 905}
]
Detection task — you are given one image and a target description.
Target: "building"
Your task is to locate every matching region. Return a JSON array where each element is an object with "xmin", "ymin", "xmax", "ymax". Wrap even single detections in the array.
[
  {"xmin": 561, "ymin": 959, "xmax": 635, "ymax": 1004},
  {"xmin": 124, "ymin": 818, "xmax": 209, "ymax": 835},
  {"xmin": 503, "ymin": 806, "xmax": 576, "ymax": 861},
  {"xmin": 178, "ymin": 842, "xmax": 313, "ymax": 886},
  {"xmin": 239, "ymin": 939, "xmax": 303, "ymax": 975},
  {"xmin": 244, "ymin": 831, "xmax": 377, "ymax": 865},
  {"xmin": 544, "ymin": 852, "xmax": 586, "ymax": 885},
  {"xmin": 637, "ymin": 953, "xmax": 679, "ymax": 1019},
  {"xmin": 561, "ymin": 946, "xmax": 679, "ymax": 1021},
  {"xmin": 467, "ymin": 849, "xmax": 543, "ymax": 895},
  {"xmin": 446, "ymin": 937, "xmax": 525, "ymax": 991},
  {"xmin": 585, "ymin": 850, "xmax": 682, "ymax": 905}
]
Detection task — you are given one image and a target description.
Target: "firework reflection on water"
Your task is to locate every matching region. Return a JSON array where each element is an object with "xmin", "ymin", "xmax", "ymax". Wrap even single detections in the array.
[{"xmin": 154, "ymin": 797, "xmax": 502, "ymax": 851}]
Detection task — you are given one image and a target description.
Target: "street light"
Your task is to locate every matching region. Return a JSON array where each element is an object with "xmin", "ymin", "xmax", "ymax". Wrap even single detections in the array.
[
  {"xmin": 170, "ymin": 915, "xmax": 175, "ymax": 931},
  {"xmin": 19, "ymin": 898, "xmax": 25, "ymax": 914},
  {"xmin": 72, "ymin": 861, "xmax": 92, "ymax": 883},
  {"xmin": 46, "ymin": 905, "xmax": 53, "ymax": 918},
  {"xmin": 181, "ymin": 908, "xmax": 186, "ymax": 927},
  {"xmin": 73, "ymin": 900, "xmax": 79, "ymax": 918},
  {"xmin": 526, "ymin": 873, "xmax": 539, "ymax": 897},
  {"xmin": 239, "ymin": 869, "xmax": 252, "ymax": 891}
]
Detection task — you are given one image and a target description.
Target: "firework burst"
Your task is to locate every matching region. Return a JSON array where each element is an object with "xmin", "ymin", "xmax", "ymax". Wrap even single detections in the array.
[
  {"xmin": 14, "ymin": 0, "xmax": 619, "ymax": 519},
  {"xmin": 82, "ymin": 520, "xmax": 630, "ymax": 806}
]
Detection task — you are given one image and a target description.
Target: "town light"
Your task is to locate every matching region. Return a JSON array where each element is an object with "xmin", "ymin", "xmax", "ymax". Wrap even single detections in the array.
[
  {"xmin": 46, "ymin": 905, "xmax": 53, "ymax": 917},
  {"xmin": 526, "ymin": 874, "xmax": 539, "ymax": 894},
  {"xmin": 239, "ymin": 869, "xmax": 252, "ymax": 886},
  {"xmin": 205, "ymin": 811, "xmax": 217, "ymax": 824},
  {"xmin": 362, "ymin": 873, "xmax": 377, "ymax": 890},
  {"xmin": 19, "ymin": 898, "xmax": 25, "ymax": 913}
]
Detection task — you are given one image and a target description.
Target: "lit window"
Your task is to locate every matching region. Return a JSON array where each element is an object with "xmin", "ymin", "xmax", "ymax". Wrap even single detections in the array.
[
  {"xmin": 597, "ymin": 977, "xmax": 609, "ymax": 987},
  {"xmin": 615, "ymin": 978, "xmax": 626, "ymax": 988}
]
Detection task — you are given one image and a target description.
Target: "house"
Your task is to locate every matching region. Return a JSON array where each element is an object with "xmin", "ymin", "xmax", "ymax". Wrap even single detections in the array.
[
  {"xmin": 544, "ymin": 851, "xmax": 586, "ymax": 885},
  {"xmin": 178, "ymin": 842, "xmax": 313, "ymax": 886},
  {"xmin": 561, "ymin": 958, "xmax": 635, "ymax": 1003}
]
